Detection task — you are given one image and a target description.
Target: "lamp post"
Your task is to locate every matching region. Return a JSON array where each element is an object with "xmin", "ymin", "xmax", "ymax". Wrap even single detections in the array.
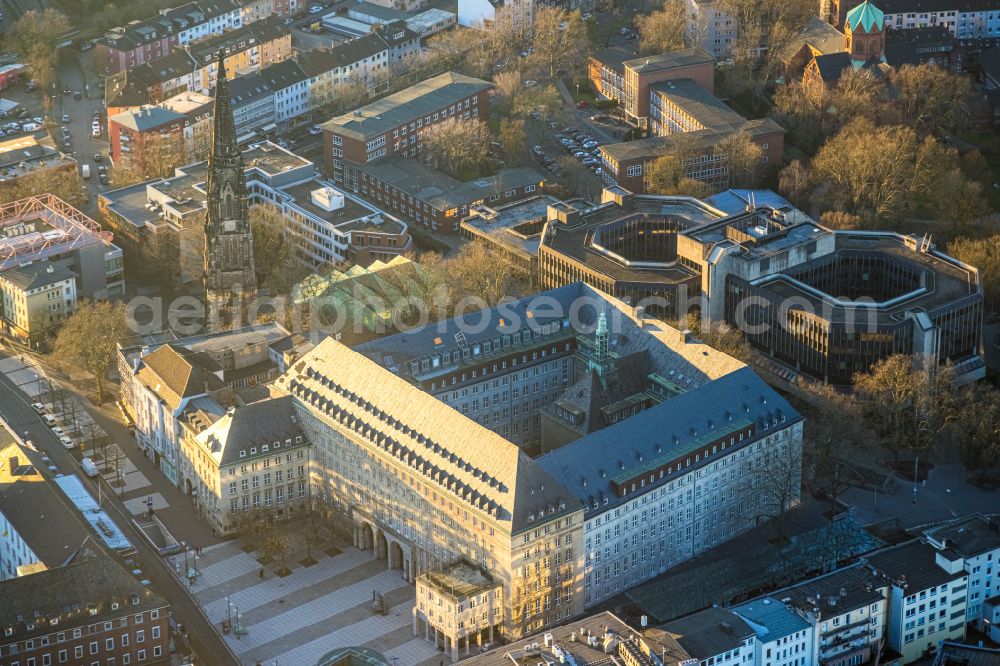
[{"xmin": 912, "ymin": 455, "xmax": 919, "ymax": 504}]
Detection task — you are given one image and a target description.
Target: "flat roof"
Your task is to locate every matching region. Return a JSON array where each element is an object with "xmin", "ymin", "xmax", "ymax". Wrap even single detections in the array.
[
  {"xmin": 601, "ymin": 118, "xmax": 786, "ymax": 163},
  {"xmin": 866, "ymin": 540, "xmax": 968, "ymax": 593},
  {"xmin": 540, "ymin": 195, "xmax": 722, "ymax": 286},
  {"xmin": 458, "ymin": 611, "xmax": 691, "ymax": 665},
  {"xmin": 419, "ymin": 560, "xmax": 498, "ymax": 599},
  {"xmin": 461, "ymin": 195, "xmax": 590, "ymax": 259},
  {"xmin": 281, "ymin": 180, "xmax": 406, "ymax": 234},
  {"xmin": 751, "ymin": 231, "xmax": 981, "ymax": 324}
]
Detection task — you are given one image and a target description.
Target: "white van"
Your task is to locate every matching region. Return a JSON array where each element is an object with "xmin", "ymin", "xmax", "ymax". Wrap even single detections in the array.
[
  {"xmin": 81, "ymin": 164, "xmax": 91, "ymax": 179},
  {"xmin": 81, "ymin": 457, "xmax": 99, "ymax": 478}
]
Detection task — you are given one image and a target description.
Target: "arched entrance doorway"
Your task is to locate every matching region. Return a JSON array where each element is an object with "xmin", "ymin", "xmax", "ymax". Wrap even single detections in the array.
[
  {"xmin": 375, "ymin": 531, "xmax": 388, "ymax": 560},
  {"xmin": 389, "ymin": 541, "xmax": 404, "ymax": 571},
  {"xmin": 359, "ymin": 522, "xmax": 374, "ymax": 551}
]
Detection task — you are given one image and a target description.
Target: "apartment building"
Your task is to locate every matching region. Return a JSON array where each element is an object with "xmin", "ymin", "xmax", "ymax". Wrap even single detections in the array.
[
  {"xmin": 923, "ymin": 514, "xmax": 1000, "ymax": 631},
  {"xmin": 118, "ymin": 323, "xmax": 293, "ymax": 484},
  {"xmin": 876, "ymin": 0, "xmax": 1000, "ymax": 41},
  {"xmin": 661, "ymin": 607, "xmax": 757, "ymax": 665},
  {"xmin": 0, "ymin": 552, "xmax": 171, "ymax": 666},
  {"xmin": 321, "ymin": 72, "xmax": 493, "ymax": 183},
  {"xmin": 100, "ymin": 0, "xmax": 243, "ymax": 74},
  {"xmin": 684, "ymin": 0, "xmax": 738, "ymax": 58},
  {"xmin": 0, "ymin": 262, "xmax": 77, "ymax": 346},
  {"xmin": 186, "ymin": 15, "xmax": 292, "ymax": 92},
  {"xmin": 866, "ymin": 540, "xmax": 969, "ymax": 664},
  {"xmin": 776, "ymin": 562, "xmax": 888, "ymax": 666},
  {"xmin": 731, "ymin": 598, "xmax": 816, "ymax": 666},
  {"xmin": 177, "ymin": 395, "xmax": 311, "ymax": 535},
  {"xmin": 109, "ymin": 91, "xmax": 214, "ymax": 167}
]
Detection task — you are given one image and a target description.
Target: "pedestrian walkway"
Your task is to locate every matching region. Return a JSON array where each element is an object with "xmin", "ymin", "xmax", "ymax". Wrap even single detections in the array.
[{"xmin": 171, "ymin": 539, "xmax": 445, "ymax": 666}]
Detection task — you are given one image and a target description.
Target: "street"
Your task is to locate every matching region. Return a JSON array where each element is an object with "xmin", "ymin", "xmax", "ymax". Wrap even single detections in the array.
[
  {"xmin": 56, "ymin": 47, "xmax": 108, "ymax": 217},
  {"xmin": 0, "ymin": 351, "xmax": 238, "ymax": 666}
]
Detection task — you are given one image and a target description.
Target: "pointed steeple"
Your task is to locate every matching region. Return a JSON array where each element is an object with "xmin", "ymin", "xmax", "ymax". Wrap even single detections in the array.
[{"xmin": 204, "ymin": 50, "xmax": 256, "ymax": 329}]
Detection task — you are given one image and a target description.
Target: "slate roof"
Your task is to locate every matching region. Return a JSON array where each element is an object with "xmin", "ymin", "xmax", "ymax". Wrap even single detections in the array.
[
  {"xmin": 866, "ymin": 539, "xmax": 967, "ymax": 592},
  {"xmin": 545, "ymin": 350, "xmax": 652, "ymax": 436},
  {"xmin": 536, "ymin": 366, "xmax": 800, "ymax": 515},
  {"xmin": 322, "ymin": 72, "xmax": 493, "ymax": 141},
  {"xmin": 274, "ymin": 336, "xmax": 581, "ymax": 534},
  {"xmin": 730, "ymin": 597, "xmax": 811, "ymax": 644},
  {"xmin": 812, "ymin": 51, "xmax": 853, "ymax": 82},
  {"xmin": 779, "ymin": 17, "xmax": 845, "ymax": 62},
  {"xmin": 354, "ymin": 282, "xmax": 746, "ymax": 388},
  {"xmin": 135, "ymin": 343, "xmax": 224, "ymax": 410},
  {"xmin": 228, "ymin": 72, "xmax": 273, "ymax": 106},
  {"xmin": 660, "ymin": 607, "xmax": 755, "ymax": 659},
  {"xmin": 260, "ymin": 58, "xmax": 307, "ymax": 91},
  {"xmin": 0, "ymin": 551, "xmax": 168, "ymax": 641},
  {"xmin": 0, "ymin": 261, "xmax": 75, "ymax": 291},
  {"xmin": 195, "ymin": 395, "xmax": 307, "ymax": 465}
]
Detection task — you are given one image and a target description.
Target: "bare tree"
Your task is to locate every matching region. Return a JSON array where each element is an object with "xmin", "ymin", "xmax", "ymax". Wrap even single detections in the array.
[
  {"xmin": 51, "ymin": 300, "xmax": 130, "ymax": 405},
  {"xmin": 636, "ymin": 1, "xmax": 690, "ymax": 55},
  {"xmin": 443, "ymin": 240, "xmax": 531, "ymax": 306},
  {"xmin": 528, "ymin": 7, "xmax": 588, "ymax": 78},
  {"xmin": 752, "ymin": 433, "xmax": 803, "ymax": 544},
  {"xmin": 889, "ymin": 63, "xmax": 976, "ymax": 135},
  {"xmin": 421, "ymin": 117, "xmax": 494, "ymax": 178},
  {"xmin": 498, "ymin": 118, "xmax": 527, "ymax": 165},
  {"xmin": 716, "ymin": 131, "xmax": 763, "ymax": 189}
]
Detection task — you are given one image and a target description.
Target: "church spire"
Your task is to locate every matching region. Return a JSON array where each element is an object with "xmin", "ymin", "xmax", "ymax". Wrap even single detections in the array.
[{"xmin": 204, "ymin": 50, "xmax": 257, "ymax": 330}]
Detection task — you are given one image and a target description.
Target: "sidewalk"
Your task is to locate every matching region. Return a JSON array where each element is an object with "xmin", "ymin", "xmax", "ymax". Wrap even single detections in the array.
[{"xmin": 0, "ymin": 349, "xmax": 222, "ymax": 550}]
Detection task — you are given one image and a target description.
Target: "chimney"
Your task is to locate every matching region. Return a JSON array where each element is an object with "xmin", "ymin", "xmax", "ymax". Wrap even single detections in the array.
[{"xmin": 8, "ymin": 455, "xmax": 19, "ymax": 471}]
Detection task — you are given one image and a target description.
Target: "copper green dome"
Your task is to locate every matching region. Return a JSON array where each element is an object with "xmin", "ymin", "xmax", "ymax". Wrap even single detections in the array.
[{"xmin": 847, "ymin": 0, "xmax": 884, "ymax": 33}]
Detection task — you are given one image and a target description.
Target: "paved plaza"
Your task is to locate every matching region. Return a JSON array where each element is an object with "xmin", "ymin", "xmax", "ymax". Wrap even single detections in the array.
[{"xmin": 170, "ymin": 538, "xmax": 446, "ymax": 666}]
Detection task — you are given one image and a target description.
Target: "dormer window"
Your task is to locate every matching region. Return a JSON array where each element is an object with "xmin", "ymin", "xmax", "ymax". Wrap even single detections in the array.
[
  {"xmin": 239, "ymin": 451, "xmax": 247, "ymax": 458},
  {"xmin": 250, "ymin": 447, "xmax": 257, "ymax": 454},
  {"xmin": 262, "ymin": 444, "xmax": 269, "ymax": 452},
  {"xmin": 295, "ymin": 436, "xmax": 302, "ymax": 443}
]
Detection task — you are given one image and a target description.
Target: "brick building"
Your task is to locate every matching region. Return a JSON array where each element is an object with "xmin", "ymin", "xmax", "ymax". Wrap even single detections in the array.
[
  {"xmin": 321, "ymin": 72, "xmax": 493, "ymax": 184},
  {"xmin": 600, "ymin": 118, "xmax": 784, "ymax": 194},
  {"xmin": 108, "ymin": 91, "xmax": 214, "ymax": 168},
  {"xmin": 0, "ymin": 551, "xmax": 171, "ymax": 666},
  {"xmin": 588, "ymin": 47, "xmax": 715, "ymax": 128}
]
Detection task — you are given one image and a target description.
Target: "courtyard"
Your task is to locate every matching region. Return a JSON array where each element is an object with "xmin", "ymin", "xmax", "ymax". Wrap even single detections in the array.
[{"xmin": 168, "ymin": 527, "xmax": 446, "ymax": 666}]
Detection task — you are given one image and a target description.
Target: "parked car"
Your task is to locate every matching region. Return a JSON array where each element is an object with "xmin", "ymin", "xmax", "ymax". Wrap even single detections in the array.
[
  {"xmin": 523, "ymin": 79, "xmax": 538, "ymax": 88},
  {"xmin": 81, "ymin": 457, "xmax": 99, "ymax": 477},
  {"xmin": 73, "ymin": 91, "xmax": 82, "ymax": 100},
  {"xmin": 93, "ymin": 153, "xmax": 102, "ymax": 162},
  {"xmin": 42, "ymin": 414, "xmax": 56, "ymax": 426},
  {"xmin": 308, "ymin": 3, "xmax": 324, "ymax": 12},
  {"xmin": 62, "ymin": 87, "xmax": 71, "ymax": 95},
  {"xmin": 59, "ymin": 436, "xmax": 74, "ymax": 449},
  {"xmin": 31, "ymin": 402, "xmax": 45, "ymax": 414},
  {"xmin": 21, "ymin": 122, "xmax": 41, "ymax": 132},
  {"xmin": 98, "ymin": 172, "xmax": 109, "ymax": 185},
  {"xmin": 582, "ymin": 140, "xmax": 599, "ymax": 149},
  {"xmin": 91, "ymin": 126, "xmax": 101, "ymax": 138},
  {"xmin": 531, "ymin": 145, "xmax": 544, "ymax": 156},
  {"xmin": 61, "ymin": 114, "xmax": 70, "ymax": 123},
  {"xmin": 309, "ymin": 125, "xmax": 323, "ymax": 135},
  {"xmin": 51, "ymin": 426, "xmax": 66, "ymax": 437}
]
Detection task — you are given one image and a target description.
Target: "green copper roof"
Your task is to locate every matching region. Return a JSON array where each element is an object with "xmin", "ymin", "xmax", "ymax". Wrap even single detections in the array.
[{"xmin": 847, "ymin": 1, "xmax": 884, "ymax": 33}]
